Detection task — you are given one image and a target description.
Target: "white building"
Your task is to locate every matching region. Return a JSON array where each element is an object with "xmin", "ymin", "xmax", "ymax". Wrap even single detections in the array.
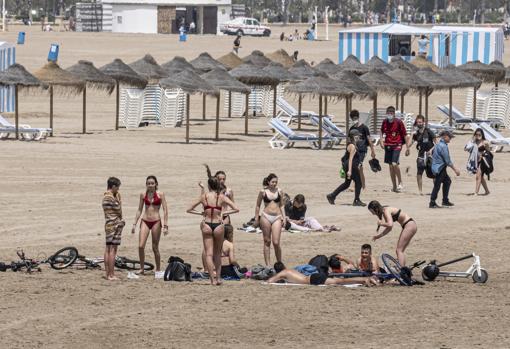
[{"xmin": 101, "ymin": 0, "xmax": 232, "ymax": 34}]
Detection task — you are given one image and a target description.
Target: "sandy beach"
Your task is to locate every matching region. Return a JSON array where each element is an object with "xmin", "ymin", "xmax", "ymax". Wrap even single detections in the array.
[{"xmin": 0, "ymin": 26, "xmax": 509, "ymax": 348}]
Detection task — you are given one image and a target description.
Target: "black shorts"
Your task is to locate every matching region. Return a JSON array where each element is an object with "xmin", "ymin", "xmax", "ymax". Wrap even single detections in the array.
[
  {"xmin": 358, "ymin": 151, "xmax": 367, "ymax": 164},
  {"xmin": 417, "ymin": 157, "xmax": 426, "ymax": 175},
  {"xmin": 310, "ymin": 272, "xmax": 328, "ymax": 285},
  {"xmin": 384, "ymin": 147, "xmax": 401, "ymax": 165}
]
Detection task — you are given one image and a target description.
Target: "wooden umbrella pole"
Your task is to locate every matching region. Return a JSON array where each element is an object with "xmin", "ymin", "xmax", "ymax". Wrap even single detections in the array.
[
  {"xmin": 395, "ymin": 93, "xmax": 399, "ymax": 110},
  {"xmin": 425, "ymin": 89, "xmax": 429, "ymax": 126},
  {"xmin": 50, "ymin": 85, "xmax": 54, "ymax": 136},
  {"xmin": 318, "ymin": 95, "xmax": 323, "ymax": 150},
  {"xmin": 228, "ymin": 91, "xmax": 232, "ymax": 118},
  {"xmin": 473, "ymin": 87, "xmax": 477, "ymax": 120},
  {"xmin": 202, "ymin": 94, "xmax": 206, "ymax": 120},
  {"xmin": 244, "ymin": 92, "xmax": 249, "ymax": 135},
  {"xmin": 372, "ymin": 95, "xmax": 377, "ymax": 134},
  {"xmin": 324, "ymin": 97, "xmax": 328, "ymax": 116},
  {"xmin": 345, "ymin": 97, "xmax": 349, "ymax": 130},
  {"xmin": 215, "ymin": 95, "xmax": 220, "ymax": 141},
  {"xmin": 297, "ymin": 95, "xmax": 302, "ymax": 130},
  {"xmin": 419, "ymin": 90, "xmax": 422, "ymax": 115},
  {"xmin": 82, "ymin": 86, "xmax": 87, "ymax": 134},
  {"xmin": 186, "ymin": 94, "xmax": 190, "ymax": 143},
  {"xmin": 400, "ymin": 93, "xmax": 405, "ymax": 114},
  {"xmin": 15, "ymin": 85, "xmax": 19, "ymax": 139},
  {"xmin": 115, "ymin": 81, "xmax": 120, "ymax": 130},
  {"xmin": 449, "ymin": 88, "xmax": 453, "ymax": 127},
  {"xmin": 272, "ymin": 85, "xmax": 277, "ymax": 117}
]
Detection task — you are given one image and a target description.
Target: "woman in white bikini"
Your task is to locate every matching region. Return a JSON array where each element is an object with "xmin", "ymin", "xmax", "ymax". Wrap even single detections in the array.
[{"xmin": 255, "ymin": 173, "xmax": 286, "ymax": 266}]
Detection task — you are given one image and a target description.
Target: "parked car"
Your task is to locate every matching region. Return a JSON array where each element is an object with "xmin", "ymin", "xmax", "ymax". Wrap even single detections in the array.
[{"xmin": 220, "ymin": 17, "xmax": 271, "ymax": 37}]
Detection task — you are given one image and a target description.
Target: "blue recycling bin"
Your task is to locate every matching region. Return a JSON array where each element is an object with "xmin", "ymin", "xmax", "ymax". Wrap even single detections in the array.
[
  {"xmin": 17, "ymin": 32, "xmax": 25, "ymax": 45},
  {"xmin": 179, "ymin": 33, "xmax": 187, "ymax": 42},
  {"xmin": 48, "ymin": 44, "xmax": 59, "ymax": 62}
]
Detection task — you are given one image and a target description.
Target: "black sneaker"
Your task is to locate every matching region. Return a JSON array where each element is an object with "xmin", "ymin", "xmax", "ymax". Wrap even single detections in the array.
[
  {"xmin": 442, "ymin": 201, "xmax": 454, "ymax": 207},
  {"xmin": 429, "ymin": 202, "xmax": 440, "ymax": 208},
  {"xmin": 352, "ymin": 199, "xmax": 366, "ymax": 207},
  {"xmin": 326, "ymin": 194, "xmax": 335, "ymax": 205}
]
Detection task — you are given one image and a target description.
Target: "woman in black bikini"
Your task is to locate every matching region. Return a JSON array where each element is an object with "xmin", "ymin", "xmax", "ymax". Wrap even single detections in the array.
[
  {"xmin": 368, "ymin": 200, "xmax": 417, "ymax": 266},
  {"xmin": 188, "ymin": 167, "xmax": 238, "ymax": 285},
  {"xmin": 255, "ymin": 173, "xmax": 286, "ymax": 266},
  {"xmin": 132, "ymin": 175, "xmax": 168, "ymax": 276}
]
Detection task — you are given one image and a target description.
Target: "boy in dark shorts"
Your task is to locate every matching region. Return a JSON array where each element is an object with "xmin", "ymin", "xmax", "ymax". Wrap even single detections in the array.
[
  {"xmin": 380, "ymin": 106, "xmax": 410, "ymax": 192},
  {"xmin": 349, "ymin": 109, "xmax": 376, "ymax": 189},
  {"xmin": 410, "ymin": 115, "xmax": 436, "ymax": 195},
  {"xmin": 102, "ymin": 177, "xmax": 125, "ymax": 280}
]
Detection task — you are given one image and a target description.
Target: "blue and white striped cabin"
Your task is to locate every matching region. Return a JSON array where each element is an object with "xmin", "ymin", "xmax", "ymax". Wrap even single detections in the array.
[{"xmin": 0, "ymin": 41, "xmax": 16, "ymax": 113}]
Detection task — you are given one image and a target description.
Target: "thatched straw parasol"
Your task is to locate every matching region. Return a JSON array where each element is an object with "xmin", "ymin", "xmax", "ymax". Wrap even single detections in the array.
[
  {"xmin": 289, "ymin": 59, "xmax": 324, "ymax": 79},
  {"xmin": 287, "ymin": 76, "xmax": 353, "ymax": 148},
  {"xmin": 129, "ymin": 54, "xmax": 168, "ymax": 82},
  {"xmin": 0, "ymin": 63, "xmax": 44, "ymax": 139},
  {"xmin": 100, "ymin": 58, "xmax": 148, "ymax": 130},
  {"xmin": 67, "ymin": 60, "xmax": 116, "ymax": 134},
  {"xmin": 390, "ymin": 55, "xmax": 419, "ymax": 72},
  {"xmin": 229, "ymin": 62, "xmax": 280, "ymax": 135},
  {"xmin": 263, "ymin": 62, "xmax": 301, "ymax": 122},
  {"xmin": 386, "ymin": 68, "xmax": 429, "ymax": 114},
  {"xmin": 411, "ymin": 56, "xmax": 439, "ymax": 72},
  {"xmin": 160, "ymin": 70, "xmax": 219, "ymax": 144},
  {"xmin": 440, "ymin": 66, "xmax": 482, "ymax": 126},
  {"xmin": 339, "ymin": 55, "xmax": 369, "ymax": 75},
  {"xmin": 367, "ymin": 56, "xmax": 394, "ymax": 73},
  {"xmin": 332, "ymin": 70, "xmax": 376, "ymax": 129},
  {"xmin": 190, "ymin": 52, "xmax": 226, "ymax": 73},
  {"xmin": 266, "ymin": 49, "xmax": 294, "ymax": 68},
  {"xmin": 458, "ymin": 60, "xmax": 505, "ymax": 85},
  {"xmin": 242, "ymin": 50, "xmax": 273, "ymax": 67},
  {"xmin": 201, "ymin": 68, "xmax": 251, "ymax": 140},
  {"xmin": 33, "ymin": 61, "xmax": 86, "ymax": 136},
  {"xmin": 414, "ymin": 68, "xmax": 453, "ymax": 123},
  {"xmin": 360, "ymin": 69, "xmax": 408, "ymax": 132},
  {"xmin": 161, "ymin": 56, "xmax": 198, "ymax": 74},
  {"xmin": 217, "ymin": 52, "xmax": 243, "ymax": 70},
  {"xmin": 315, "ymin": 58, "xmax": 341, "ymax": 75}
]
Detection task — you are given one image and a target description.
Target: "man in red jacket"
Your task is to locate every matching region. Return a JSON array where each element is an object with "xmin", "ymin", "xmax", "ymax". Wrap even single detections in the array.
[{"xmin": 380, "ymin": 106, "xmax": 410, "ymax": 192}]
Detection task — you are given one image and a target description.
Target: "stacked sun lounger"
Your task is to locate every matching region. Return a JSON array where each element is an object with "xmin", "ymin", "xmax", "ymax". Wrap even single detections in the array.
[
  {"xmin": 159, "ymin": 89, "xmax": 183, "ymax": 128},
  {"xmin": 0, "ymin": 115, "xmax": 51, "ymax": 140},
  {"xmin": 119, "ymin": 88, "xmax": 144, "ymax": 129},
  {"xmin": 140, "ymin": 84, "xmax": 162, "ymax": 124}
]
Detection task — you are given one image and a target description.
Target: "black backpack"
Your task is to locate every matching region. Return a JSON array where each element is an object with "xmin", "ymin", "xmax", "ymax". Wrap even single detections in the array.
[
  {"xmin": 164, "ymin": 256, "xmax": 192, "ymax": 282},
  {"xmin": 308, "ymin": 255, "xmax": 329, "ymax": 276},
  {"xmin": 425, "ymin": 155, "xmax": 435, "ymax": 179},
  {"xmin": 480, "ymin": 151, "xmax": 494, "ymax": 179}
]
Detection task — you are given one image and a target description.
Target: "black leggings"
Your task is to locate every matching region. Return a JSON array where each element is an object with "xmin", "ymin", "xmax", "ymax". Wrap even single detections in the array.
[{"xmin": 331, "ymin": 166, "xmax": 362, "ymax": 201}]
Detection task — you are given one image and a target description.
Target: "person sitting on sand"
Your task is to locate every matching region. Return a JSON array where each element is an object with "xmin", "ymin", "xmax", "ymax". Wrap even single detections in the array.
[
  {"xmin": 187, "ymin": 165, "xmax": 239, "ymax": 286},
  {"xmin": 102, "ymin": 177, "xmax": 125, "ymax": 281},
  {"xmin": 328, "ymin": 254, "xmax": 356, "ymax": 273},
  {"xmin": 368, "ymin": 200, "xmax": 417, "ymax": 267},
  {"xmin": 268, "ymin": 262, "xmax": 377, "ymax": 286},
  {"xmin": 284, "ymin": 194, "xmax": 338, "ymax": 232},
  {"xmin": 356, "ymin": 244, "xmax": 379, "ymax": 273},
  {"xmin": 132, "ymin": 175, "xmax": 168, "ymax": 277}
]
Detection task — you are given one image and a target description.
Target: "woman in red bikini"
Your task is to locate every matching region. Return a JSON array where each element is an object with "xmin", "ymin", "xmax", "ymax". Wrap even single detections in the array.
[
  {"xmin": 132, "ymin": 175, "xmax": 169, "ymax": 276},
  {"xmin": 187, "ymin": 166, "xmax": 239, "ymax": 286}
]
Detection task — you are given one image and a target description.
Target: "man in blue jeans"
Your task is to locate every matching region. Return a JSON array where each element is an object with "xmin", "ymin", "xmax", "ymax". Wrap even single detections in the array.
[{"xmin": 430, "ymin": 130, "xmax": 460, "ymax": 208}]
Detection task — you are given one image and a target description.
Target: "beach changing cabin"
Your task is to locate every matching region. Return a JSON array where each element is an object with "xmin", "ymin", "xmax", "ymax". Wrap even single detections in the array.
[{"xmin": 0, "ymin": 41, "xmax": 15, "ymax": 112}]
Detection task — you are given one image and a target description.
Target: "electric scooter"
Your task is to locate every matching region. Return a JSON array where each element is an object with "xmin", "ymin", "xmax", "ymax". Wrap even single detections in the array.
[{"xmin": 421, "ymin": 253, "xmax": 488, "ymax": 283}]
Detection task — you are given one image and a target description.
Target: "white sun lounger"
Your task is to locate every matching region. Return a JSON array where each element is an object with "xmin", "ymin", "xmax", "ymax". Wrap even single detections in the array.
[
  {"xmin": 268, "ymin": 118, "xmax": 336, "ymax": 150},
  {"xmin": 309, "ymin": 116, "xmax": 346, "ymax": 144},
  {"xmin": 469, "ymin": 122, "xmax": 510, "ymax": 152},
  {"xmin": 276, "ymin": 97, "xmax": 334, "ymax": 125},
  {"xmin": 437, "ymin": 105, "xmax": 496, "ymax": 129},
  {"xmin": 0, "ymin": 115, "xmax": 51, "ymax": 140}
]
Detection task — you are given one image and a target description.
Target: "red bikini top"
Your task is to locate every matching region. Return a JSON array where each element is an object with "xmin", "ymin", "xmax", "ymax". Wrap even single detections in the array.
[
  {"xmin": 144, "ymin": 192, "xmax": 161, "ymax": 206},
  {"xmin": 203, "ymin": 194, "xmax": 221, "ymax": 213}
]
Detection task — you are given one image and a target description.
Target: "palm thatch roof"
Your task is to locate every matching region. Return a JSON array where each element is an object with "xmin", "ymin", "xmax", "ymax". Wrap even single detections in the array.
[
  {"xmin": 201, "ymin": 68, "xmax": 251, "ymax": 94},
  {"xmin": 458, "ymin": 60, "xmax": 505, "ymax": 83},
  {"xmin": 0, "ymin": 63, "xmax": 43, "ymax": 88},
  {"xmin": 367, "ymin": 56, "xmax": 393, "ymax": 72},
  {"xmin": 99, "ymin": 58, "xmax": 147, "ymax": 89},
  {"xmin": 386, "ymin": 68, "xmax": 429, "ymax": 92},
  {"xmin": 359, "ymin": 69, "xmax": 408, "ymax": 95},
  {"xmin": 266, "ymin": 49, "xmax": 295, "ymax": 68},
  {"xmin": 315, "ymin": 58, "xmax": 340, "ymax": 75},
  {"xmin": 289, "ymin": 59, "xmax": 325, "ymax": 79},
  {"xmin": 217, "ymin": 52, "xmax": 243, "ymax": 70},
  {"xmin": 339, "ymin": 55, "xmax": 369, "ymax": 75},
  {"xmin": 262, "ymin": 62, "xmax": 300, "ymax": 82},
  {"xmin": 286, "ymin": 76, "xmax": 353, "ymax": 98},
  {"xmin": 159, "ymin": 70, "xmax": 219, "ymax": 96},
  {"xmin": 390, "ymin": 55, "xmax": 418, "ymax": 72},
  {"xmin": 129, "ymin": 54, "xmax": 168, "ymax": 81},
  {"xmin": 415, "ymin": 68, "xmax": 452, "ymax": 91},
  {"xmin": 411, "ymin": 56, "xmax": 439, "ymax": 72},
  {"xmin": 33, "ymin": 61, "xmax": 86, "ymax": 93},
  {"xmin": 242, "ymin": 50, "xmax": 273, "ymax": 67},
  {"xmin": 190, "ymin": 52, "xmax": 226, "ymax": 73},
  {"xmin": 161, "ymin": 56, "xmax": 198, "ymax": 75},
  {"xmin": 440, "ymin": 65, "xmax": 482, "ymax": 89},
  {"xmin": 66, "ymin": 60, "xmax": 115, "ymax": 93},
  {"xmin": 331, "ymin": 70, "xmax": 375, "ymax": 99},
  {"xmin": 229, "ymin": 62, "xmax": 279, "ymax": 86}
]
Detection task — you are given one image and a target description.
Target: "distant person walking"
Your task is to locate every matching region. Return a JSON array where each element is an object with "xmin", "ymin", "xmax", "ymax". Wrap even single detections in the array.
[
  {"xmin": 429, "ymin": 130, "xmax": 460, "ymax": 208},
  {"xmin": 380, "ymin": 106, "xmax": 410, "ymax": 192},
  {"xmin": 410, "ymin": 115, "xmax": 436, "ymax": 195},
  {"xmin": 233, "ymin": 34, "xmax": 241, "ymax": 55},
  {"xmin": 102, "ymin": 177, "xmax": 125, "ymax": 281},
  {"xmin": 464, "ymin": 128, "xmax": 491, "ymax": 195},
  {"xmin": 349, "ymin": 109, "xmax": 376, "ymax": 190},
  {"xmin": 418, "ymin": 35, "xmax": 429, "ymax": 57}
]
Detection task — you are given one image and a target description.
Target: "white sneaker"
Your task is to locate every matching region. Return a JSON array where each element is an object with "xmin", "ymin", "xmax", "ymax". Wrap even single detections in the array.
[
  {"xmin": 155, "ymin": 271, "xmax": 164, "ymax": 279},
  {"xmin": 396, "ymin": 184, "xmax": 404, "ymax": 192},
  {"xmin": 127, "ymin": 271, "xmax": 140, "ymax": 279}
]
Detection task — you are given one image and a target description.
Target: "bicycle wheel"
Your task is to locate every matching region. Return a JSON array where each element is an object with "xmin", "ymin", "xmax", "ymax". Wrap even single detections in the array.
[
  {"xmin": 381, "ymin": 253, "xmax": 410, "ymax": 286},
  {"xmin": 49, "ymin": 247, "xmax": 79, "ymax": 270},
  {"xmin": 116, "ymin": 257, "xmax": 154, "ymax": 271}
]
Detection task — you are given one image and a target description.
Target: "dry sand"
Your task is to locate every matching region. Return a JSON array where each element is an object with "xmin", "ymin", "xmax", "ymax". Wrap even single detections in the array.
[{"xmin": 0, "ymin": 26, "xmax": 509, "ymax": 349}]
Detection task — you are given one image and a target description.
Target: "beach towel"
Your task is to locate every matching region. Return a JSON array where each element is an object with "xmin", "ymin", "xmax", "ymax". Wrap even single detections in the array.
[{"xmin": 262, "ymin": 282, "xmax": 363, "ymax": 288}]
